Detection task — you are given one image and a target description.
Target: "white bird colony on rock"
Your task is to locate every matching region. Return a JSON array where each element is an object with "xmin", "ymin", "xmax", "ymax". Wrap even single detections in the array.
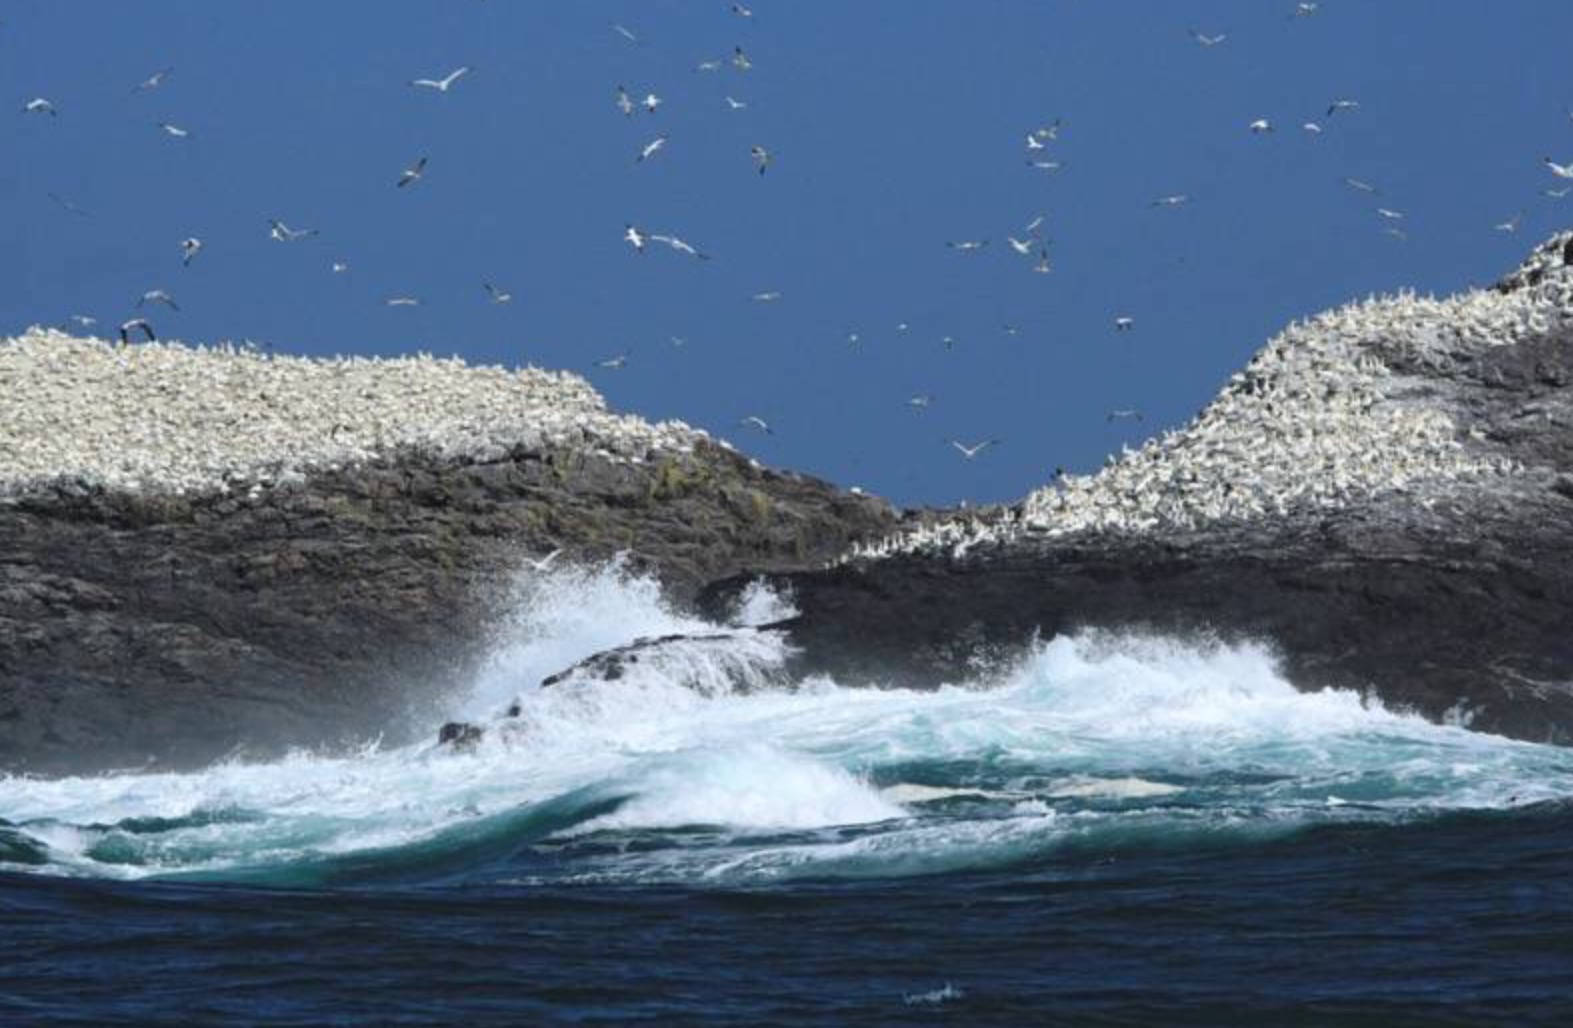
[
  {"xmin": 846, "ymin": 233, "xmax": 1573, "ymax": 562},
  {"xmin": 0, "ymin": 333, "xmax": 714, "ymax": 500}
]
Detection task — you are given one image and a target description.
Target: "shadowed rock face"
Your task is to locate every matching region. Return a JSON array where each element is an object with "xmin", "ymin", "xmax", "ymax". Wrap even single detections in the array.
[{"xmin": 0, "ymin": 441, "xmax": 894, "ymax": 774}]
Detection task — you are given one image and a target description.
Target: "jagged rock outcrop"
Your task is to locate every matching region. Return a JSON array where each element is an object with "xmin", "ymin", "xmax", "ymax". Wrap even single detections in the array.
[
  {"xmin": 0, "ymin": 336, "xmax": 894, "ymax": 774},
  {"xmin": 699, "ymin": 232, "xmax": 1573, "ymax": 745}
]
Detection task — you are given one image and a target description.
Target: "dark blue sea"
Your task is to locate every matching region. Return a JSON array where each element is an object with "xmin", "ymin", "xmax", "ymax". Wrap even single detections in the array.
[{"xmin": 4, "ymin": 566, "xmax": 1571, "ymax": 1025}]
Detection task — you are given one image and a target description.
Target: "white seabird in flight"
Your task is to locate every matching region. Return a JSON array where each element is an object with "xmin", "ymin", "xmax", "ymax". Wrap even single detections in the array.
[
  {"xmin": 1106, "ymin": 409, "xmax": 1144, "ymax": 422},
  {"xmin": 725, "ymin": 96, "xmax": 748, "ymax": 110},
  {"xmin": 484, "ymin": 282, "xmax": 513, "ymax": 303},
  {"xmin": 738, "ymin": 416, "xmax": 772, "ymax": 435},
  {"xmin": 133, "ymin": 68, "xmax": 173, "ymax": 93},
  {"xmin": 331, "ymin": 260, "xmax": 351, "ymax": 273},
  {"xmin": 1151, "ymin": 195, "xmax": 1190, "ymax": 208},
  {"xmin": 1302, "ymin": 121, "xmax": 1324, "ymax": 134},
  {"xmin": 1190, "ymin": 29, "xmax": 1227, "ymax": 47},
  {"xmin": 750, "ymin": 291, "xmax": 782, "ymax": 302},
  {"xmin": 1249, "ymin": 118, "xmax": 1273, "ymax": 134},
  {"xmin": 1344, "ymin": 177, "xmax": 1378, "ymax": 193},
  {"xmin": 410, "ymin": 67, "xmax": 471, "ymax": 92},
  {"xmin": 1033, "ymin": 248, "xmax": 1053, "ymax": 274},
  {"xmin": 119, "ymin": 319, "xmax": 156, "ymax": 345},
  {"xmin": 1292, "ymin": 2, "xmax": 1319, "ymax": 18},
  {"xmin": 397, "ymin": 156, "xmax": 428, "ymax": 188},
  {"xmin": 1544, "ymin": 186, "xmax": 1572, "ymax": 199},
  {"xmin": 732, "ymin": 46, "xmax": 752, "ymax": 71},
  {"xmin": 138, "ymin": 289, "xmax": 180, "ymax": 312},
  {"xmin": 180, "ymin": 237, "xmax": 203, "ymax": 266},
  {"xmin": 1007, "ymin": 237, "xmax": 1034, "ymax": 256},
  {"xmin": 1375, "ymin": 207, "xmax": 1404, "ymax": 220},
  {"xmin": 624, "ymin": 224, "xmax": 647, "ymax": 253},
  {"xmin": 269, "ymin": 219, "xmax": 318, "ymax": 242},
  {"xmin": 595, "ymin": 352, "xmax": 630, "ymax": 370},
  {"xmin": 1327, "ymin": 98, "xmax": 1360, "ymax": 117},
  {"xmin": 651, "ymin": 233, "xmax": 710, "ymax": 260},
  {"xmin": 1545, "ymin": 157, "xmax": 1573, "ymax": 180},
  {"xmin": 636, "ymin": 135, "xmax": 668, "ymax": 163},
  {"xmin": 523, "ymin": 549, "xmax": 562, "ymax": 572},
  {"xmin": 642, "ymin": 92, "xmax": 662, "ymax": 113},
  {"xmin": 1494, "ymin": 212, "xmax": 1524, "ymax": 234},
  {"xmin": 1027, "ymin": 160, "xmax": 1063, "ymax": 171},
  {"xmin": 385, "ymin": 296, "xmax": 421, "ymax": 307},
  {"xmin": 22, "ymin": 97, "xmax": 57, "ymax": 116},
  {"xmin": 947, "ymin": 239, "xmax": 988, "ymax": 252},
  {"xmin": 907, "ymin": 394, "xmax": 933, "ymax": 410},
  {"xmin": 1114, "ymin": 316, "xmax": 1135, "ymax": 331},
  {"xmin": 157, "ymin": 121, "xmax": 189, "ymax": 138},
  {"xmin": 611, "ymin": 23, "xmax": 638, "ymax": 44},
  {"xmin": 949, "ymin": 438, "xmax": 1000, "ymax": 460},
  {"xmin": 731, "ymin": 3, "xmax": 754, "ymax": 17},
  {"xmin": 751, "ymin": 145, "xmax": 771, "ymax": 175}
]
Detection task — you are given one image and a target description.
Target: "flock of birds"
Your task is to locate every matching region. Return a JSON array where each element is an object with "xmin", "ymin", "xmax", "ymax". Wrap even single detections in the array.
[{"xmin": 9, "ymin": 3, "xmax": 1573, "ymax": 513}]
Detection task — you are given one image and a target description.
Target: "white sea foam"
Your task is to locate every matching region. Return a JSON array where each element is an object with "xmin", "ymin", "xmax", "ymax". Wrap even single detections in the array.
[{"xmin": 3, "ymin": 565, "xmax": 1571, "ymax": 883}]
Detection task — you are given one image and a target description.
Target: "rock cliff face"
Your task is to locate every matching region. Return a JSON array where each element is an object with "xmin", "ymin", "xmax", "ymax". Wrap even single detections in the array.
[
  {"xmin": 0, "ymin": 336, "xmax": 894, "ymax": 774},
  {"xmin": 699, "ymin": 232, "xmax": 1573, "ymax": 745}
]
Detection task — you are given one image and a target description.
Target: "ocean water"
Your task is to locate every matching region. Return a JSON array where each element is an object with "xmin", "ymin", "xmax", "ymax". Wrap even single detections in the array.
[{"xmin": 3, "ymin": 561, "xmax": 1572, "ymax": 1026}]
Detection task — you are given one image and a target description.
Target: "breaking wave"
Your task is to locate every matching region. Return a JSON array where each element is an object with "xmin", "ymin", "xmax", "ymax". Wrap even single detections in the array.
[{"xmin": 3, "ymin": 560, "xmax": 1571, "ymax": 887}]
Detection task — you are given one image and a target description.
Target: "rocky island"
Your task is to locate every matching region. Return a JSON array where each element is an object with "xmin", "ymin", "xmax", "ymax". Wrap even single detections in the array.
[{"xmin": 4, "ymin": 231, "xmax": 1572, "ymax": 774}]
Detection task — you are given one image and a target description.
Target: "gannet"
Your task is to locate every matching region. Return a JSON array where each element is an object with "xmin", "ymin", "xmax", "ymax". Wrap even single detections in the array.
[
  {"xmin": 738, "ymin": 415, "xmax": 772, "ymax": 435},
  {"xmin": 611, "ymin": 24, "xmax": 638, "ymax": 44},
  {"xmin": 725, "ymin": 96, "xmax": 747, "ymax": 110},
  {"xmin": 1026, "ymin": 134, "xmax": 1045, "ymax": 151},
  {"xmin": 384, "ymin": 296, "xmax": 421, "ymax": 306},
  {"xmin": 731, "ymin": 3, "xmax": 754, "ymax": 16},
  {"xmin": 751, "ymin": 145, "xmax": 771, "ymax": 175},
  {"xmin": 642, "ymin": 92, "xmax": 662, "ymax": 113},
  {"xmin": 22, "ymin": 98, "xmax": 56, "ymax": 116},
  {"xmin": 595, "ymin": 352, "xmax": 629, "ymax": 369},
  {"xmin": 947, "ymin": 239, "xmax": 988, "ymax": 252},
  {"xmin": 1190, "ymin": 29, "xmax": 1227, "ymax": 47},
  {"xmin": 1344, "ymin": 177, "xmax": 1378, "ymax": 193},
  {"xmin": 696, "ymin": 58, "xmax": 723, "ymax": 72},
  {"xmin": 47, "ymin": 192, "xmax": 87, "ymax": 217},
  {"xmin": 397, "ymin": 156, "xmax": 428, "ymax": 188},
  {"xmin": 636, "ymin": 135, "xmax": 668, "ymax": 162},
  {"xmin": 1033, "ymin": 120, "xmax": 1061, "ymax": 142},
  {"xmin": 157, "ymin": 121, "xmax": 189, "ymax": 138},
  {"xmin": 409, "ymin": 67, "xmax": 471, "ymax": 92},
  {"xmin": 949, "ymin": 438, "xmax": 1000, "ymax": 460},
  {"xmin": 1106, "ymin": 409, "xmax": 1144, "ymax": 422},
  {"xmin": 624, "ymin": 224, "xmax": 647, "ymax": 252},
  {"xmin": 1033, "ymin": 248, "xmax": 1053, "ymax": 273},
  {"xmin": 180, "ymin": 238, "xmax": 202, "ymax": 266},
  {"xmin": 133, "ymin": 68, "xmax": 173, "ymax": 93},
  {"xmin": 138, "ymin": 289, "xmax": 180, "ymax": 311},
  {"xmin": 523, "ymin": 549, "xmax": 562, "ymax": 572},
  {"xmin": 650, "ymin": 233, "xmax": 710, "ymax": 259},
  {"xmin": 1026, "ymin": 160, "xmax": 1063, "ymax": 171},
  {"xmin": 1249, "ymin": 118, "xmax": 1273, "ymax": 134},
  {"xmin": 483, "ymin": 282, "xmax": 513, "ymax": 303},
  {"xmin": 732, "ymin": 46, "xmax": 752, "ymax": 70},
  {"xmin": 67, "ymin": 315, "xmax": 97, "ymax": 328},
  {"xmin": 1375, "ymin": 207, "xmax": 1404, "ymax": 220},
  {"xmin": 1302, "ymin": 121, "xmax": 1323, "ymax": 134},
  {"xmin": 907, "ymin": 394, "xmax": 933, "ymax": 409},
  {"xmin": 615, "ymin": 85, "xmax": 635, "ymax": 116},
  {"xmin": 331, "ymin": 260, "xmax": 351, "ymax": 273},
  {"xmin": 1545, "ymin": 158, "xmax": 1573, "ymax": 180},
  {"xmin": 119, "ymin": 319, "xmax": 155, "ymax": 345},
  {"xmin": 1327, "ymin": 99, "xmax": 1360, "ymax": 117},
  {"xmin": 1544, "ymin": 186, "xmax": 1572, "ymax": 199},
  {"xmin": 750, "ymin": 291, "xmax": 782, "ymax": 302},
  {"xmin": 1151, "ymin": 195, "xmax": 1190, "ymax": 208},
  {"xmin": 1006, "ymin": 236, "xmax": 1034, "ymax": 256},
  {"xmin": 1024, "ymin": 213, "xmax": 1046, "ymax": 233},
  {"xmin": 1494, "ymin": 212, "xmax": 1523, "ymax": 234},
  {"xmin": 1292, "ymin": 2, "xmax": 1319, "ymax": 18},
  {"xmin": 1114, "ymin": 316, "xmax": 1135, "ymax": 331},
  {"xmin": 269, "ymin": 219, "xmax": 317, "ymax": 242}
]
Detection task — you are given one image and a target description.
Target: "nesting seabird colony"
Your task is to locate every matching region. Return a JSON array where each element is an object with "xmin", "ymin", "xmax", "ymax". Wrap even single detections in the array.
[
  {"xmin": 849, "ymin": 231, "xmax": 1573, "ymax": 561},
  {"xmin": 0, "ymin": 331, "xmax": 713, "ymax": 501}
]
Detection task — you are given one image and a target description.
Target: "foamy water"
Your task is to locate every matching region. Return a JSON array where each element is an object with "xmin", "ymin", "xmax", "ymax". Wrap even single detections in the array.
[{"xmin": 3, "ymin": 562, "xmax": 1571, "ymax": 885}]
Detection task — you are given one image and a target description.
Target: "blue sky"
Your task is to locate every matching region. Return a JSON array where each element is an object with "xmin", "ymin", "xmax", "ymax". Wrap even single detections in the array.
[{"xmin": 5, "ymin": 1, "xmax": 1571, "ymax": 506}]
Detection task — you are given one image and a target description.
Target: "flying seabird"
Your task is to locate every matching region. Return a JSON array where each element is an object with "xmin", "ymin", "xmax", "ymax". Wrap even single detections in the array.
[
  {"xmin": 1026, "ymin": 134, "xmax": 1046, "ymax": 151},
  {"xmin": 725, "ymin": 96, "xmax": 748, "ymax": 110},
  {"xmin": 595, "ymin": 352, "xmax": 630, "ymax": 369},
  {"xmin": 138, "ymin": 289, "xmax": 179, "ymax": 311},
  {"xmin": 1249, "ymin": 118, "xmax": 1273, "ymax": 134},
  {"xmin": 484, "ymin": 282, "xmax": 513, "ymax": 303},
  {"xmin": 1032, "ymin": 120, "xmax": 1062, "ymax": 142},
  {"xmin": 1494, "ymin": 212, "xmax": 1524, "ymax": 233},
  {"xmin": 409, "ymin": 67, "xmax": 471, "ymax": 92},
  {"xmin": 751, "ymin": 145, "xmax": 771, "ymax": 175},
  {"xmin": 397, "ymin": 156, "xmax": 428, "ymax": 188},
  {"xmin": 1007, "ymin": 237, "xmax": 1034, "ymax": 256},
  {"xmin": 1291, "ymin": 2, "xmax": 1319, "ymax": 18},
  {"xmin": 22, "ymin": 98, "xmax": 56, "ymax": 116},
  {"xmin": 1114, "ymin": 316, "xmax": 1135, "ymax": 331},
  {"xmin": 611, "ymin": 23, "xmax": 638, "ymax": 44},
  {"xmin": 1151, "ymin": 195, "xmax": 1190, "ymax": 208},
  {"xmin": 133, "ymin": 68, "xmax": 173, "ymax": 93},
  {"xmin": 947, "ymin": 239, "xmax": 988, "ymax": 252},
  {"xmin": 67, "ymin": 314, "xmax": 97, "ymax": 328},
  {"xmin": 119, "ymin": 319, "xmax": 155, "ymax": 346},
  {"xmin": 1190, "ymin": 29, "xmax": 1227, "ymax": 47},
  {"xmin": 1033, "ymin": 248, "xmax": 1053, "ymax": 274},
  {"xmin": 907, "ymin": 394, "xmax": 933, "ymax": 410},
  {"xmin": 624, "ymin": 224, "xmax": 647, "ymax": 252},
  {"xmin": 47, "ymin": 192, "xmax": 87, "ymax": 217},
  {"xmin": 1545, "ymin": 157, "xmax": 1573, "ymax": 180},
  {"xmin": 1024, "ymin": 213, "xmax": 1046, "ymax": 233},
  {"xmin": 385, "ymin": 296, "xmax": 421, "ymax": 306},
  {"xmin": 1327, "ymin": 99, "xmax": 1360, "ymax": 117},
  {"xmin": 331, "ymin": 260, "xmax": 351, "ymax": 273},
  {"xmin": 1544, "ymin": 186, "xmax": 1572, "ymax": 199},
  {"xmin": 1344, "ymin": 177, "xmax": 1378, "ymax": 193},
  {"xmin": 738, "ymin": 415, "xmax": 772, "ymax": 435},
  {"xmin": 1106, "ymin": 409, "xmax": 1144, "ymax": 422},
  {"xmin": 731, "ymin": 3, "xmax": 754, "ymax": 17},
  {"xmin": 269, "ymin": 219, "xmax": 318, "ymax": 242},
  {"xmin": 732, "ymin": 46, "xmax": 752, "ymax": 70},
  {"xmin": 1383, "ymin": 226, "xmax": 1408, "ymax": 242},
  {"xmin": 642, "ymin": 92, "xmax": 662, "ymax": 113},
  {"xmin": 1302, "ymin": 121, "xmax": 1323, "ymax": 134},
  {"xmin": 750, "ymin": 291, "xmax": 782, "ymax": 302},
  {"xmin": 1027, "ymin": 160, "xmax": 1063, "ymax": 171},
  {"xmin": 1375, "ymin": 207, "xmax": 1404, "ymax": 220},
  {"xmin": 157, "ymin": 121, "xmax": 189, "ymax": 138},
  {"xmin": 180, "ymin": 237, "xmax": 202, "ymax": 266},
  {"xmin": 523, "ymin": 549, "xmax": 562, "ymax": 572},
  {"xmin": 615, "ymin": 85, "xmax": 635, "ymax": 116},
  {"xmin": 651, "ymin": 233, "xmax": 710, "ymax": 259},
  {"xmin": 949, "ymin": 438, "xmax": 1000, "ymax": 460},
  {"xmin": 636, "ymin": 135, "xmax": 668, "ymax": 162},
  {"xmin": 696, "ymin": 58, "xmax": 723, "ymax": 72}
]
